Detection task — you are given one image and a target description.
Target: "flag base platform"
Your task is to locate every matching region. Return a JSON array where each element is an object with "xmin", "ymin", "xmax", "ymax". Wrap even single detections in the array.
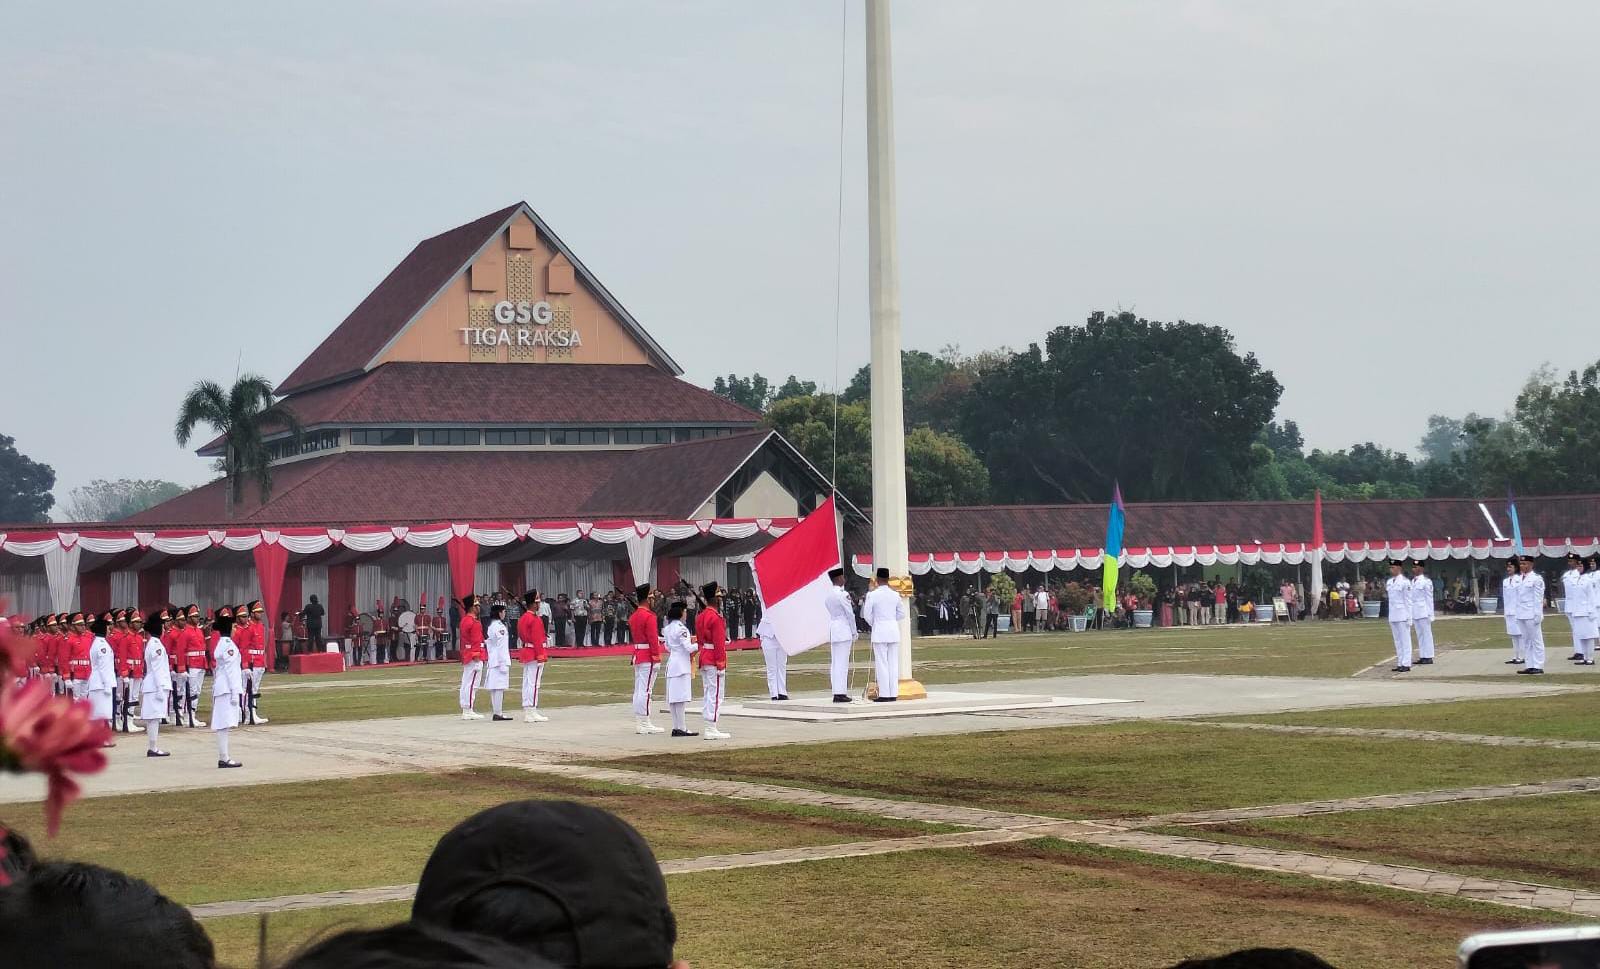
[
  {"xmin": 723, "ymin": 690, "xmax": 1134, "ymax": 722},
  {"xmin": 896, "ymin": 678, "xmax": 928, "ymax": 701}
]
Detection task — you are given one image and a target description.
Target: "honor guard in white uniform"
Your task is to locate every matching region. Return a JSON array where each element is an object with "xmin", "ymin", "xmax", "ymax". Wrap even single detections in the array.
[
  {"xmin": 1385, "ymin": 561, "xmax": 1413, "ymax": 672},
  {"xmin": 757, "ymin": 614, "xmax": 787, "ymax": 700},
  {"xmin": 211, "ymin": 613, "xmax": 245, "ymax": 768},
  {"xmin": 860, "ymin": 567, "xmax": 907, "ymax": 701},
  {"xmin": 1501, "ymin": 560, "xmax": 1525, "ymax": 665},
  {"xmin": 1512, "ymin": 555, "xmax": 1546, "ymax": 674},
  {"xmin": 140, "ymin": 614, "xmax": 173, "ymax": 757},
  {"xmin": 484, "ymin": 605, "xmax": 512, "ymax": 721},
  {"xmin": 1562, "ymin": 554, "xmax": 1588, "ymax": 662},
  {"xmin": 1408, "ymin": 560, "xmax": 1436, "ymax": 665},
  {"xmin": 1570, "ymin": 556, "xmax": 1598, "ymax": 666},
  {"xmin": 662, "ymin": 603, "xmax": 698, "ymax": 737},
  {"xmin": 825, "ymin": 568, "xmax": 857, "ymax": 702},
  {"xmin": 86, "ymin": 613, "xmax": 117, "ymax": 739}
]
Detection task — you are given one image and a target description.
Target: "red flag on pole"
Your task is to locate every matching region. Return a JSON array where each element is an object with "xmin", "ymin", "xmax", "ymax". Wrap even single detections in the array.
[{"xmin": 751, "ymin": 496, "xmax": 841, "ymax": 656}]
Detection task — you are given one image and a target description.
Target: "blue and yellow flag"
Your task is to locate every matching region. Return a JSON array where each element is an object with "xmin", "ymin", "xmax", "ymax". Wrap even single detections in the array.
[
  {"xmin": 1507, "ymin": 489, "xmax": 1524, "ymax": 555},
  {"xmin": 1102, "ymin": 482, "xmax": 1125, "ymax": 611}
]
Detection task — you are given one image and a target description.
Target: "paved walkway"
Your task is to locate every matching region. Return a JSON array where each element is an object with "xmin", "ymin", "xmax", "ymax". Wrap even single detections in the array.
[
  {"xmin": 1185, "ymin": 720, "xmax": 1600, "ymax": 750},
  {"xmin": 1133, "ymin": 776, "xmax": 1600, "ymax": 826}
]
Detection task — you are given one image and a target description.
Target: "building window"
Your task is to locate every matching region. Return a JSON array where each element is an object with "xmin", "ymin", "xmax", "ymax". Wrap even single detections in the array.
[
  {"xmin": 674, "ymin": 427, "xmax": 736, "ymax": 442},
  {"xmin": 550, "ymin": 428, "xmax": 609, "ymax": 446},
  {"xmin": 418, "ymin": 428, "xmax": 481, "ymax": 446},
  {"xmin": 483, "ymin": 429, "xmax": 548, "ymax": 446},
  {"xmin": 267, "ymin": 429, "xmax": 340, "ymax": 461},
  {"xmin": 613, "ymin": 428, "xmax": 674, "ymax": 445},
  {"xmin": 350, "ymin": 428, "xmax": 416, "ymax": 447}
]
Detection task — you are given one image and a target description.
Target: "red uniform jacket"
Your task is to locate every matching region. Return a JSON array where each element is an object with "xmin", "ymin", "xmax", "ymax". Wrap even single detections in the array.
[
  {"xmin": 239, "ymin": 622, "xmax": 267, "ymax": 669},
  {"xmin": 183, "ymin": 626, "xmax": 210, "ymax": 672},
  {"xmin": 628, "ymin": 606, "xmax": 661, "ymax": 665},
  {"xmin": 458, "ymin": 615, "xmax": 486, "ymax": 664},
  {"xmin": 110, "ymin": 629, "xmax": 132, "ymax": 677},
  {"xmin": 515, "ymin": 611, "xmax": 547, "ymax": 664},
  {"xmin": 694, "ymin": 606, "xmax": 728, "ymax": 671},
  {"xmin": 67, "ymin": 632, "xmax": 92, "ymax": 681},
  {"xmin": 124, "ymin": 634, "xmax": 147, "ymax": 679}
]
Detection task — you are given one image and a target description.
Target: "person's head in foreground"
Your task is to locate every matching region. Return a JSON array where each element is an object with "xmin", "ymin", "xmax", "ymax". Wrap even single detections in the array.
[
  {"xmin": 1167, "ymin": 948, "xmax": 1337, "ymax": 969},
  {"xmin": 281, "ymin": 921, "xmax": 558, "ymax": 969},
  {"xmin": 0, "ymin": 860, "xmax": 215, "ymax": 969},
  {"xmin": 412, "ymin": 800, "xmax": 680, "ymax": 969}
]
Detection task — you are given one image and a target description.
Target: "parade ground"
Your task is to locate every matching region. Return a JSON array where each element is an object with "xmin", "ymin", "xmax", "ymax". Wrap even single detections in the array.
[{"xmin": 3, "ymin": 615, "xmax": 1598, "ymax": 968}]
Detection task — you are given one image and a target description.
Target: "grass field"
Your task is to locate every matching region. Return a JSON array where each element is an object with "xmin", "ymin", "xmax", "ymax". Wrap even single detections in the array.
[
  {"xmin": 199, "ymin": 840, "xmax": 1566, "ymax": 969},
  {"xmin": 1151, "ymin": 790, "xmax": 1600, "ymax": 891},
  {"xmin": 601, "ymin": 721, "xmax": 1600, "ymax": 819},
  {"xmin": 1225, "ymin": 690, "xmax": 1600, "ymax": 741},
  {"xmin": 1, "ymin": 768, "xmax": 948, "ymax": 904}
]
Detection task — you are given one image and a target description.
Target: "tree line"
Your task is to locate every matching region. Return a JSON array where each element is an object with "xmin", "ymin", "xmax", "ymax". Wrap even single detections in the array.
[{"xmin": 714, "ymin": 309, "xmax": 1600, "ymax": 506}]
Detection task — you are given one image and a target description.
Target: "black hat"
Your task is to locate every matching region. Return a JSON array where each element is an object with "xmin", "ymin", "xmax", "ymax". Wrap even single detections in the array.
[
  {"xmin": 463, "ymin": 594, "xmax": 479, "ymax": 611},
  {"xmin": 1410, "ymin": 559, "xmax": 1425, "ymax": 569},
  {"xmin": 1568, "ymin": 552, "xmax": 1583, "ymax": 562},
  {"xmin": 875, "ymin": 567, "xmax": 890, "ymax": 580},
  {"xmin": 523, "ymin": 590, "xmax": 539, "ymax": 607},
  {"xmin": 1388, "ymin": 560, "xmax": 1403, "ymax": 569},
  {"xmin": 635, "ymin": 583, "xmax": 651, "ymax": 600},
  {"xmin": 412, "ymin": 800, "xmax": 676, "ymax": 969},
  {"xmin": 828, "ymin": 567, "xmax": 845, "ymax": 580},
  {"xmin": 700, "ymin": 581, "xmax": 719, "ymax": 601}
]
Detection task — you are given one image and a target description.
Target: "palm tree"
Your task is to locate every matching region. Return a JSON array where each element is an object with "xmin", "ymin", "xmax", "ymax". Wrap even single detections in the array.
[{"xmin": 175, "ymin": 375, "xmax": 303, "ymax": 518}]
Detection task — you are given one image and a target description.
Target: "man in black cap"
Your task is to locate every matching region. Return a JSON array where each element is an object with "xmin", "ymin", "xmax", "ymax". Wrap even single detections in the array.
[
  {"xmin": 1512, "ymin": 555, "xmax": 1546, "ymax": 674},
  {"xmin": 628, "ymin": 584, "xmax": 665, "ymax": 734},
  {"xmin": 1384, "ymin": 560, "xmax": 1412, "ymax": 673},
  {"xmin": 860, "ymin": 566, "xmax": 906, "ymax": 700},
  {"xmin": 1561, "ymin": 552, "xmax": 1587, "ymax": 661},
  {"xmin": 825, "ymin": 567, "xmax": 857, "ymax": 701},
  {"xmin": 1408, "ymin": 560, "xmax": 1436, "ymax": 665},
  {"xmin": 411, "ymin": 800, "xmax": 681, "ymax": 969}
]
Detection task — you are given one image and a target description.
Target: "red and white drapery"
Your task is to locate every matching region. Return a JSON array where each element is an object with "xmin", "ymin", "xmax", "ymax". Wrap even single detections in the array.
[{"xmin": 851, "ymin": 537, "xmax": 1600, "ymax": 578}]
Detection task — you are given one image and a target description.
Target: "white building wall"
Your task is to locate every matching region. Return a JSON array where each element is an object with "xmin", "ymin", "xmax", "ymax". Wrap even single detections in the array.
[{"xmin": 731, "ymin": 470, "xmax": 800, "ymax": 519}]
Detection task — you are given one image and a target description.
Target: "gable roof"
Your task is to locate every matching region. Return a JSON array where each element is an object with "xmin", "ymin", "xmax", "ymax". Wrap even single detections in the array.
[{"xmin": 276, "ymin": 202, "xmax": 680, "ymax": 396}]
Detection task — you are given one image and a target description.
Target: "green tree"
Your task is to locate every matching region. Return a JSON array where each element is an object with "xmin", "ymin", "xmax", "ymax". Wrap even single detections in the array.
[
  {"xmin": 174, "ymin": 375, "xmax": 302, "ymax": 518},
  {"xmin": 772, "ymin": 375, "xmax": 817, "ymax": 404},
  {"xmin": 957, "ymin": 310, "xmax": 1282, "ymax": 502},
  {"xmin": 904, "ymin": 426, "xmax": 990, "ymax": 506},
  {"xmin": 1418, "ymin": 415, "xmax": 1470, "ymax": 464},
  {"xmin": 64, "ymin": 478, "xmax": 188, "ymax": 521},
  {"xmin": 711, "ymin": 374, "xmax": 772, "ymax": 413},
  {"xmin": 843, "ymin": 348, "xmax": 970, "ymax": 432},
  {"xmin": 0, "ymin": 433, "xmax": 55, "ymax": 523}
]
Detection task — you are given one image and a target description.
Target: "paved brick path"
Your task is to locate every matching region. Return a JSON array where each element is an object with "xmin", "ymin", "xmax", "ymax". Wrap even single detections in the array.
[{"xmin": 1187, "ymin": 720, "xmax": 1600, "ymax": 750}]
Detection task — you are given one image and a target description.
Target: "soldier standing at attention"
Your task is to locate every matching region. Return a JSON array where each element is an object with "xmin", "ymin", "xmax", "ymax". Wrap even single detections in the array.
[
  {"xmin": 1513, "ymin": 555, "xmax": 1547, "ymax": 675},
  {"xmin": 826, "ymin": 568, "xmax": 857, "ymax": 702},
  {"xmin": 861, "ymin": 567, "xmax": 906, "ymax": 701},
  {"xmin": 1385, "ymin": 561, "xmax": 1413, "ymax": 673},
  {"xmin": 696, "ymin": 582, "xmax": 731, "ymax": 740},
  {"xmin": 629, "ymin": 584, "xmax": 665, "ymax": 735},
  {"xmin": 1502, "ymin": 559, "xmax": 1524, "ymax": 666},
  {"xmin": 517, "ymin": 591, "xmax": 550, "ymax": 722},
  {"xmin": 457, "ymin": 595, "xmax": 487, "ymax": 720},
  {"xmin": 1408, "ymin": 561, "xmax": 1436, "ymax": 666}
]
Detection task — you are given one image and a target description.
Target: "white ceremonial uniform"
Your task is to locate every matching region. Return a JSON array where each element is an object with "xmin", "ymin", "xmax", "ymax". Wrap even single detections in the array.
[
  {"xmin": 1514, "ymin": 571, "xmax": 1546, "ymax": 670},
  {"xmin": 1385, "ymin": 574, "xmax": 1413, "ymax": 668},
  {"xmin": 663, "ymin": 620, "xmax": 696, "ymax": 705},
  {"xmin": 86, "ymin": 636, "xmax": 116, "ymax": 721},
  {"xmin": 1503, "ymin": 573, "xmax": 1525, "ymax": 661},
  {"xmin": 1562, "ymin": 568, "xmax": 1588, "ymax": 658},
  {"xmin": 140, "ymin": 637, "xmax": 172, "ymax": 722},
  {"xmin": 211, "ymin": 636, "xmax": 244, "ymax": 731},
  {"xmin": 484, "ymin": 620, "xmax": 511, "ymax": 691},
  {"xmin": 1576, "ymin": 570, "xmax": 1599, "ymax": 661},
  {"xmin": 825, "ymin": 584, "xmax": 857, "ymax": 695},
  {"xmin": 1409, "ymin": 574, "xmax": 1435, "ymax": 661},
  {"xmin": 757, "ymin": 615, "xmax": 787, "ymax": 698},
  {"xmin": 860, "ymin": 583, "xmax": 907, "ymax": 698}
]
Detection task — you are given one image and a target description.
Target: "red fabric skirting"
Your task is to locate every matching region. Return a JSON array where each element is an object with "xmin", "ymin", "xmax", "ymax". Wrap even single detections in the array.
[{"xmin": 289, "ymin": 653, "xmax": 346, "ymax": 674}]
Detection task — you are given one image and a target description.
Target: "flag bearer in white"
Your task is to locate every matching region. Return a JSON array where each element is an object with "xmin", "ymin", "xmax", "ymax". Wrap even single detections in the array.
[
  {"xmin": 1513, "ymin": 555, "xmax": 1546, "ymax": 674},
  {"xmin": 1572, "ymin": 556, "xmax": 1598, "ymax": 666},
  {"xmin": 825, "ymin": 568, "xmax": 856, "ymax": 702},
  {"xmin": 662, "ymin": 602, "xmax": 698, "ymax": 737},
  {"xmin": 1408, "ymin": 560, "xmax": 1436, "ymax": 665},
  {"xmin": 1501, "ymin": 560, "xmax": 1525, "ymax": 666},
  {"xmin": 140, "ymin": 614, "xmax": 172, "ymax": 757},
  {"xmin": 757, "ymin": 614, "xmax": 787, "ymax": 700},
  {"xmin": 1562, "ymin": 553, "xmax": 1587, "ymax": 662},
  {"xmin": 861, "ymin": 567, "xmax": 906, "ymax": 701},
  {"xmin": 1385, "ymin": 561, "xmax": 1413, "ymax": 673},
  {"xmin": 211, "ymin": 613, "xmax": 244, "ymax": 768},
  {"xmin": 484, "ymin": 605, "xmax": 512, "ymax": 721},
  {"xmin": 86, "ymin": 613, "xmax": 117, "ymax": 741}
]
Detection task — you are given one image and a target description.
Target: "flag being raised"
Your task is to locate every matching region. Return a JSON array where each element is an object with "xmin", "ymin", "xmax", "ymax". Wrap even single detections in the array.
[{"xmin": 751, "ymin": 495, "xmax": 841, "ymax": 657}]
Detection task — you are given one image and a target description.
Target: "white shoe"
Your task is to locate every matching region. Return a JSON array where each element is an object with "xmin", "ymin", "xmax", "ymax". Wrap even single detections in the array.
[
  {"xmin": 255, "ymin": 714, "xmax": 269, "ymax": 724},
  {"xmin": 635, "ymin": 720, "xmax": 656, "ymax": 735},
  {"xmin": 192, "ymin": 720, "xmax": 207, "ymax": 728},
  {"xmin": 462, "ymin": 711, "xmax": 485, "ymax": 721},
  {"xmin": 525, "ymin": 711, "xmax": 548, "ymax": 723},
  {"xmin": 704, "ymin": 727, "xmax": 731, "ymax": 740}
]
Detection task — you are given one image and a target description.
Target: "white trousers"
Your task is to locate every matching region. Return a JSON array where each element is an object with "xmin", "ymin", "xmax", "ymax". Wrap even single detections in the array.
[
  {"xmin": 521, "ymin": 661, "xmax": 545, "ymax": 709},
  {"xmin": 872, "ymin": 641, "xmax": 899, "ymax": 698},
  {"xmin": 1519, "ymin": 618, "xmax": 1546, "ymax": 668},
  {"xmin": 1412, "ymin": 618, "xmax": 1435, "ymax": 660},
  {"xmin": 1389, "ymin": 621, "xmax": 1412, "ymax": 667},
  {"xmin": 760, "ymin": 637, "xmax": 787, "ymax": 697},
  {"xmin": 701, "ymin": 666, "xmax": 726, "ymax": 723},
  {"xmin": 1509, "ymin": 632, "xmax": 1525, "ymax": 662},
  {"xmin": 632, "ymin": 662, "xmax": 658, "ymax": 718},
  {"xmin": 459, "ymin": 660, "xmax": 483, "ymax": 710},
  {"xmin": 829, "ymin": 639, "xmax": 853, "ymax": 695},
  {"xmin": 185, "ymin": 668, "xmax": 206, "ymax": 706}
]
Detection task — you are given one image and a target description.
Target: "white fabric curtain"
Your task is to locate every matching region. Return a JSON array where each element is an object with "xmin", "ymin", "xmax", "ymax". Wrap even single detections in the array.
[
  {"xmin": 43, "ymin": 544, "xmax": 81, "ymax": 612},
  {"xmin": 524, "ymin": 560, "xmax": 614, "ymax": 598},
  {"xmin": 299, "ymin": 564, "xmax": 329, "ymax": 612},
  {"xmin": 169, "ymin": 568, "xmax": 257, "ymax": 608},
  {"xmin": 0, "ymin": 571, "xmax": 53, "ymax": 616},
  {"xmin": 474, "ymin": 562, "xmax": 499, "ymax": 597},
  {"xmin": 109, "ymin": 570, "xmax": 138, "ymax": 606},
  {"xmin": 355, "ymin": 564, "xmax": 448, "ymax": 613},
  {"xmin": 677, "ymin": 556, "xmax": 728, "ymax": 590}
]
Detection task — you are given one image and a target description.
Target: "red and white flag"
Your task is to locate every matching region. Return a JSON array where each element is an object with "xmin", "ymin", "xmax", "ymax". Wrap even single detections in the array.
[{"xmin": 751, "ymin": 495, "xmax": 840, "ymax": 657}]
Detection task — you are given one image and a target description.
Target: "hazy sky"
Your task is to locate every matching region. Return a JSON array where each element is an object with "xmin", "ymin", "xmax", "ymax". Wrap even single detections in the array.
[{"xmin": 4, "ymin": 1, "xmax": 1597, "ymax": 513}]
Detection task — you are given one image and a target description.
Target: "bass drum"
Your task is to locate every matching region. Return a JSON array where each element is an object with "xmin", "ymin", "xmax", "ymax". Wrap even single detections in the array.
[{"xmin": 397, "ymin": 611, "xmax": 417, "ymax": 634}]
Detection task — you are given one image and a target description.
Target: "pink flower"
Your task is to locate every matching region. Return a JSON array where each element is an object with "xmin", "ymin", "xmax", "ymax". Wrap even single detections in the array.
[
  {"xmin": 0, "ymin": 678, "xmax": 112, "ymax": 835},
  {"xmin": 0, "ymin": 624, "xmax": 27, "ymax": 680}
]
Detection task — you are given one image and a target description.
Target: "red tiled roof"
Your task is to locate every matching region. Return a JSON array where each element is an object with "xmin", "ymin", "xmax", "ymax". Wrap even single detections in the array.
[
  {"xmin": 278, "ymin": 204, "xmax": 524, "ymax": 395},
  {"xmin": 842, "ymin": 494, "xmax": 1600, "ymax": 556},
  {"xmin": 129, "ymin": 432, "xmax": 776, "ymax": 527}
]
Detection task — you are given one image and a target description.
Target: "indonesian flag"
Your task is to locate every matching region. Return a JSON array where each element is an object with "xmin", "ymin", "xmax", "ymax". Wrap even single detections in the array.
[{"xmin": 751, "ymin": 495, "xmax": 840, "ymax": 657}]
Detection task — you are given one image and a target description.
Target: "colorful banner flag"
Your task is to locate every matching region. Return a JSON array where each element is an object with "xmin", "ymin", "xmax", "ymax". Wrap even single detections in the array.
[
  {"xmin": 1507, "ymin": 489, "xmax": 1524, "ymax": 555},
  {"xmin": 1101, "ymin": 482, "xmax": 1125, "ymax": 611},
  {"xmin": 751, "ymin": 495, "xmax": 841, "ymax": 657}
]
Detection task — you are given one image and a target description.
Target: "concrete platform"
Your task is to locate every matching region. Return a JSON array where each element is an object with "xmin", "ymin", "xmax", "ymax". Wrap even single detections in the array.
[{"xmin": 724, "ymin": 691, "xmax": 1136, "ymax": 722}]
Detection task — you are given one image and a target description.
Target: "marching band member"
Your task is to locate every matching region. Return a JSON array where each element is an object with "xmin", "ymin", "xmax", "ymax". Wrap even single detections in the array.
[
  {"xmin": 457, "ymin": 595, "xmax": 486, "ymax": 720},
  {"xmin": 140, "ymin": 612, "xmax": 172, "ymax": 757},
  {"xmin": 66, "ymin": 612, "xmax": 91, "ymax": 700},
  {"xmin": 629, "ymin": 584, "xmax": 665, "ymax": 735},
  {"xmin": 1513, "ymin": 555, "xmax": 1547, "ymax": 674},
  {"xmin": 1502, "ymin": 560, "xmax": 1525, "ymax": 665},
  {"xmin": 1385, "ymin": 560, "xmax": 1413, "ymax": 673},
  {"xmin": 757, "ymin": 612, "xmax": 787, "ymax": 701},
  {"xmin": 860, "ymin": 567, "xmax": 906, "ymax": 701},
  {"xmin": 240, "ymin": 600, "xmax": 269, "ymax": 724},
  {"xmin": 40, "ymin": 615, "xmax": 61, "ymax": 694},
  {"xmin": 663, "ymin": 602, "xmax": 697, "ymax": 737},
  {"xmin": 1408, "ymin": 560, "xmax": 1436, "ymax": 665},
  {"xmin": 1562, "ymin": 553, "xmax": 1587, "ymax": 662},
  {"xmin": 182, "ymin": 605, "xmax": 209, "ymax": 727},
  {"xmin": 167, "ymin": 608, "xmax": 188, "ymax": 724},
  {"xmin": 517, "ymin": 591, "xmax": 549, "ymax": 723},
  {"xmin": 484, "ymin": 604, "xmax": 512, "ymax": 721},
  {"xmin": 695, "ymin": 582, "xmax": 731, "ymax": 740},
  {"xmin": 86, "ymin": 613, "xmax": 117, "ymax": 745},
  {"xmin": 210, "ymin": 612, "xmax": 244, "ymax": 768},
  {"xmin": 433, "ymin": 596, "xmax": 449, "ymax": 662},
  {"xmin": 825, "ymin": 568, "xmax": 856, "ymax": 702}
]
